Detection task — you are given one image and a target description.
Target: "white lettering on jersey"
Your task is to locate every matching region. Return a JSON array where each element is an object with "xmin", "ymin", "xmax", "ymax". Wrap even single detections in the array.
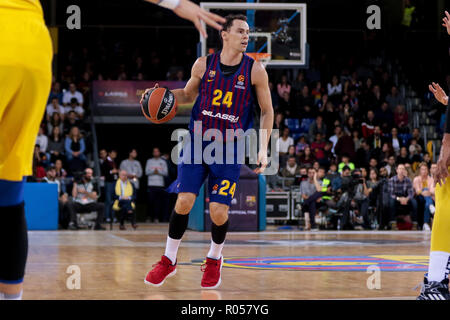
[{"xmin": 201, "ymin": 110, "xmax": 239, "ymax": 123}]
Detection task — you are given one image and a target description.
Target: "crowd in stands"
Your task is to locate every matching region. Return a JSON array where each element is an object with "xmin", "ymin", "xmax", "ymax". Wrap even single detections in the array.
[{"xmin": 271, "ymin": 66, "xmax": 436, "ymax": 231}]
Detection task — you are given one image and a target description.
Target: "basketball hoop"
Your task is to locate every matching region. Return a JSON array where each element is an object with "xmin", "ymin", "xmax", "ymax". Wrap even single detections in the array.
[{"xmin": 246, "ymin": 52, "xmax": 272, "ymax": 68}]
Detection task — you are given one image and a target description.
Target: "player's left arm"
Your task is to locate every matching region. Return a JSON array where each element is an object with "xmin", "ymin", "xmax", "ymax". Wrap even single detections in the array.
[
  {"xmin": 252, "ymin": 62, "xmax": 274, "ymax": 174},
  {"xmin": 429, "ymin": 82, "xmax": 450, "ymax": 185}
]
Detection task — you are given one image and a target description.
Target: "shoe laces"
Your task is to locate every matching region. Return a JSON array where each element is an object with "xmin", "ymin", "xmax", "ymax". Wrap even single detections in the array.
[
  {"xmin": 201, "ymin": 259, "xmax": 218, "ymax": 272},
  {"xmin": 152, "ymin": 258, "xmax": 170, "ymax": 269}
]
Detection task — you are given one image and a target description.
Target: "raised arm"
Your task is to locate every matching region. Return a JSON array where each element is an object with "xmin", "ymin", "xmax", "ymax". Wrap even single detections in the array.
[
  {"xmin": 442, "ymin": 10, "xmax": 450, "ymax": 35},
  {"xmin": 429, "ymin": 82, "xmax": 448, "ymax": 106},
  {"xmin": 145, "ymin": 0, "xmax": 225, "ymax": 39},
  {"xmin": 252, "ymin": 62, "xmax": 274, "ymax": 174},
  {"xmin": 429, "ymin": 82, "xmax": 450, "ymax": 186}
]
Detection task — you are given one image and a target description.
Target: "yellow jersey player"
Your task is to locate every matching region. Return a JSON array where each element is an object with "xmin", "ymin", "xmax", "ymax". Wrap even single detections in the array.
[
  {"xmin": 0, "ymin": 0, "xmax": 224, "ymax": 301},
  {"xmin": 0, "ymin": 0, "xmax": 53, "ymax": 301},
  {"xmin": 417, "ymin": 11, "xmax": 450, "ymax": 300}
]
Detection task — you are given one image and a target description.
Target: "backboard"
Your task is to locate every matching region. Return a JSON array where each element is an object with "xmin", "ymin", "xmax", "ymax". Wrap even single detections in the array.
[{"xmin": 199, "ymin": 2, "xmax": 308, "ymax": 68}]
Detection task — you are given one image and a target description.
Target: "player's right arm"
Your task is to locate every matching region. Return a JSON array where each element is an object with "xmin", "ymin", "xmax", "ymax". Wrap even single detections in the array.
[
  {"xmin": 171, "ymin": 56, "xmax": 206, "ymax": 104},
  {"xmin": 140, "ymin": 56, "xmax": 206, "ymax": 105}
]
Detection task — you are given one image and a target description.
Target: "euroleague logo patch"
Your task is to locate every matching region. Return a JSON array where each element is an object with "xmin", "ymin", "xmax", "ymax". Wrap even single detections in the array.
[
  {"xmin": 192, "ymin": 255, "xmax": 429, "ymax": 272},
  {"xmin": 235, "ymin": 74, "xmax": 245, "ymax": 90}
]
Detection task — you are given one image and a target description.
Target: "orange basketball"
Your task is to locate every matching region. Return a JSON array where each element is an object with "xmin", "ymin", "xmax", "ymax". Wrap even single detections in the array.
[{"xmin": 141, "ymin": 87, "xmax": 177, "ymax": 124}]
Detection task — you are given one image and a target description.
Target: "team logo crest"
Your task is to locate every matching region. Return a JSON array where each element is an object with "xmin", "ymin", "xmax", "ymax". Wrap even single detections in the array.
[
  {"xmin": 209, "ymin": 70, "xmax": 216, "ymax": 78},
  {"xmin": 246, "ymin": 195, "xmax": 256, "ymax": 207},
  {"xmin": 235, "ymin": 75, "xmax": 245, "ymax": 89},
  {"xmin": 211, "ymin": 184, "xmax": 219, "ymax": 195}
]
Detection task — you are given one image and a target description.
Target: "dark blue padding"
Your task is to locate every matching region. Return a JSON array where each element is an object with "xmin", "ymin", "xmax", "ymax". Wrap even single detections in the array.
[{"xmin": 0, "ymin": 179, "xmax": 25, "ymax": 207}]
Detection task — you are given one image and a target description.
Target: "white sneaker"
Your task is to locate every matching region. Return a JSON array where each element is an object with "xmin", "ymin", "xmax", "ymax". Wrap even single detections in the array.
[
  {"xmin": 429, "ymin": 204, "xmax": 435, "ymax": 214},
  {"xmin": 423, "ymin": 223, "xmax": 431, "ymax": 231}
]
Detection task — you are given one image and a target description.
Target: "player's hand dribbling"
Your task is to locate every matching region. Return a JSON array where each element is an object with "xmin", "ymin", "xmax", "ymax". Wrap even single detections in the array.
[
  {"xmin": 429, "ymin": 82, "xmax": 449, "ymax": 106},
  {"xmin": 140, "ymin": 83, "xmax": 159, "ymax": 105},
  {"xmin": 254, "ymin": 149, "xmax": 268, "ymax": 174},
  {"xmin": 173, "ymin": 0, "xmax": 226, "ymax": 39}
]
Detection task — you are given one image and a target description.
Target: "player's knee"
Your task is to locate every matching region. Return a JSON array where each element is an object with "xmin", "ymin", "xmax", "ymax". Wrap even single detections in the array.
[
  {"xmin": 210, "ymin": 203, "xmax": 229, "ymax": 226},
  {"xmin": 175, "ymin": 193, "xmax": 196, "ymax": 214}
]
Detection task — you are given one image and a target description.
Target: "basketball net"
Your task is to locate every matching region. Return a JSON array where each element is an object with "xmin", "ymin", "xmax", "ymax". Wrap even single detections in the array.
[{"xmin": 246, "ymin": 52, "xmax": 271, "ymax": 68}]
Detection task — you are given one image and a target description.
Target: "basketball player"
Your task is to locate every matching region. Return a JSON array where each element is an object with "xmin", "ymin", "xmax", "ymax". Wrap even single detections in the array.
[
  {"xmin": 416, "ymin": 11, "xmax": 450, "ymax": 300},
  {"xmin": 0, "ymin": 0, "xmax": 224, "ymax": 301},
  {"xmin": 143, "ymin": 14, "xmax": 274, "ymax": 288}
]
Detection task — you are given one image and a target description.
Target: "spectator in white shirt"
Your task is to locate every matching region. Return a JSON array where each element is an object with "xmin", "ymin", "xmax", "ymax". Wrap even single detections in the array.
[
  {"xmin": 329, "ymin": 125, "xmax": 343, "ymax": 154},
  {"xmin": 64, "ymin": 98, "xmax": 84, "ymax": 120},
  {"xmin": 36, "ymin": 126, "xmax": 48, "ymax": 153},
  {"xmin": 327, "ymin": 75, "xmax": 342, "ymax": 96},
  {"xmin": 276, "ymin": 127, "xmax": 294, "ymax": 155},
  {"xmin": 63, "ymin": 83, "xmax": 84, "ymax": 107},
  {"xmin": 46, "ymin": 97, "xmax": 65, "ymax": 121}
]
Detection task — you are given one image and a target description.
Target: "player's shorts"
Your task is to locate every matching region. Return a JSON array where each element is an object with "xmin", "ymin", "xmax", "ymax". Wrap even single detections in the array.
[
  {"xmin": 168, "ymin": 134, "xmax": 245, "ymax": 206},
  {"xmin": 0, "ymin": 8, "xmax": 53, "ymax": 184}
]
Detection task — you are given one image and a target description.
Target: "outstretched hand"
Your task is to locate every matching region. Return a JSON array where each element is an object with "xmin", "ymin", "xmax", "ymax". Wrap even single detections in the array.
[
  {"xmin": 429, "ymin": 82, "xmax": 449, "ymax": 106},
  {"xmin": 173, "ymin": 0, "xmax": 226, "ymax": 39},
  {"xmin": 443, "ymin": 10, "xmax": 450, "ymax": 35}
]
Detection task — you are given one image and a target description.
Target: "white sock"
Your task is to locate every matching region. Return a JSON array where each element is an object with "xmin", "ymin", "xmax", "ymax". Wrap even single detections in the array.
[
  {"xmin": 0, "ymin": 291, "xmax": 23, "ymax": 300},
  {"xmin": 428, "ymin": 251, "xmax": 450, "ymax": 282},
  {"xmin": 207, "ymin": 239, "xmax": 224, "ymax": 260},
  {"xmin": 164, "ymin": 236, "xmax": 181, "ymax": 264}
]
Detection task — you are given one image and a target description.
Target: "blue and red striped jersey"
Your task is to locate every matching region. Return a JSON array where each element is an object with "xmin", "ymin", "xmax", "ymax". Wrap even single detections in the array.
[{"xmin": 189, "ymin": 51, "xmax": 256, "ymax": 139}]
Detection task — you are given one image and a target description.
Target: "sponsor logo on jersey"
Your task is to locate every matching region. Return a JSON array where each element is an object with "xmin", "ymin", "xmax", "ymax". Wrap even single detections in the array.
[
  {"xmin": 201, "ymin": 110, "xmax": 239, "ymax": 123},
  {"xmin": 207, "ymin": 70, "xmax": 216, "ymax": 82},
  {"xmin": 235, "ymin": 74, "xmax": 245, "ymax": 89}
]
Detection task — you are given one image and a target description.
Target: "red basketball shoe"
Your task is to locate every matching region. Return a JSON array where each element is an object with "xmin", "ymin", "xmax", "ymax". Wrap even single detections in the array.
[
  {"xmin": 144, "ymin": 255, "xmax": 177, "ymax": 287},
  {"xmin": 200, "ymin": 256, "xmax": 223, "ymax": 289}
]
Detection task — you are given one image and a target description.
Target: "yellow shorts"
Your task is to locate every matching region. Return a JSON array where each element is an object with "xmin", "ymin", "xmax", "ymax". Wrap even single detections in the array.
[
  {"xmin": 0, "ymin": 9, "xmax": 53, "ymax": 182},
  {"xmin": 431, "ymin": 179, "xmax": 450, "ymax": 253}
]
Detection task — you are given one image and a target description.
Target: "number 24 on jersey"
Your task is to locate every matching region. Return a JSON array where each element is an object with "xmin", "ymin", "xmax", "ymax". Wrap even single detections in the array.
[{"xmin": 212, "ymin": 89, "xmax": 233, "ymax": 108}]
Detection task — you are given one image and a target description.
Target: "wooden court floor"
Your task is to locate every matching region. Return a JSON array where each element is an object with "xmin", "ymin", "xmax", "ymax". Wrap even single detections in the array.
[{"xmin": 24, "ymin": 224, "xmax": 432, "ymax": 300}]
